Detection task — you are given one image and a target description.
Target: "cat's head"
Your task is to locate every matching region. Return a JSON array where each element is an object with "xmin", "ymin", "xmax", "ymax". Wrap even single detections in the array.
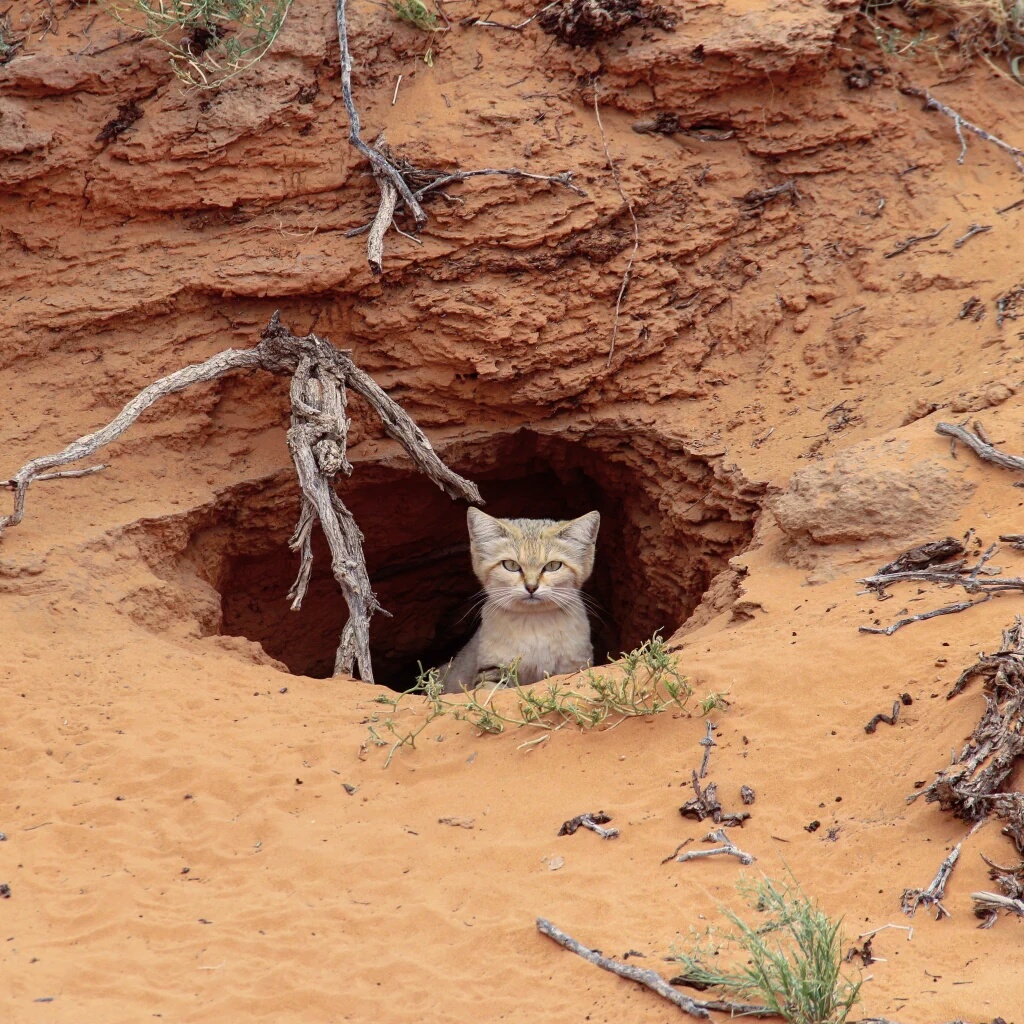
[{"xmin": 466, "ymin": 508, "xmax": 600, "ymax": 613}]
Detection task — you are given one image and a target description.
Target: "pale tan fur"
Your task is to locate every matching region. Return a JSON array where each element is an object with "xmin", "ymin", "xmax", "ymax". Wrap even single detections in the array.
[{"xmin": 441, "ymin": 508, "xmax": 600, "ymax": 693}]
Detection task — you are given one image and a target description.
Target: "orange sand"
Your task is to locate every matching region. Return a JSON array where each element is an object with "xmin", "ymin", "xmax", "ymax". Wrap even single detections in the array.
[{"xmin": 3, "ymin": 0, "xmax": 1024, "ymax": 1019}]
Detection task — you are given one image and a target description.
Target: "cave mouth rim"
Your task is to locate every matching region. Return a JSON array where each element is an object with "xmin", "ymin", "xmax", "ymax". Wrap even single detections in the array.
[{"xmin": 163, "ymin": 428, "xmax": 760, "ymax": 689}]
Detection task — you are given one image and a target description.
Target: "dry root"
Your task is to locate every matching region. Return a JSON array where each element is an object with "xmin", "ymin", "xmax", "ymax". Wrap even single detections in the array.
[{"xmin": 0, "ymin": 314, "xmax": 482, "ymax": 686}]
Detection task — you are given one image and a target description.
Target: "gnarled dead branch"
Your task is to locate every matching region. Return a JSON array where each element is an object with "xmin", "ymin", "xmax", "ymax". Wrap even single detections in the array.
[
  {"xmin": 900, "ymin": 822, "xmax": 985, "ymax": 920},
  {"xmin": 936, "ymin": 421, "xmax": 1024, "ymax": 472},
  {"xmin": 900, "ymin": 83, "xmax": 1024, "ymax": 172},
  {"xmin": 535, "ymin": 918, "xmax": 770, "ymax": 1019},
  {"xmin": 0, "ymin": 314, "xmax": 482, "ymax": 685},
  {"xmin": 335, "ymin": 0, "xmax": 586, "ymax": 273}
]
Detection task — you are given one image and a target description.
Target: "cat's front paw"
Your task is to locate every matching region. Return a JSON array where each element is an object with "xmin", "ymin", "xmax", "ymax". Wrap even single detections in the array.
[{"xmin": 474, "ymin": 665, "xmax": 505, "ymax": 689}]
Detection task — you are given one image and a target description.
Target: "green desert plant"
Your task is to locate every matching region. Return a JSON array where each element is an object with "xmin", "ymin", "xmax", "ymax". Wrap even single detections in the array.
[
  {"xmin": 101, "ymin": 0, "xmax": 294, "ymax": 87},
  {"xmin": 862, "ymin": 0, "xmax": 1024, "ymax": 79},
  {"xmin": 363, "ymin": 632, "xmax": 708, "ymax": 765},
  {"xmin": 672, "ymin": 874, "xmax": 862, "ymax": 1024},
  {"xmin": 391, "ymin": 0, "xmax": 440, "ymax": 32}
]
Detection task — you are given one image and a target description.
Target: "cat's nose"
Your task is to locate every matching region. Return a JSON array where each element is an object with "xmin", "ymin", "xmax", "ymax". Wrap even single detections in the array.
[{"xmin": 524, "ymin": 582, "xmax": 539, "ymax": 594}]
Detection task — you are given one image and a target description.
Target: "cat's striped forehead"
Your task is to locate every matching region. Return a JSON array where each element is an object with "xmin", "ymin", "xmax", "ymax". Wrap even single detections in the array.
[{"xmin": 466, "ymin": 509, "xmax": 600, "ymax": 581}]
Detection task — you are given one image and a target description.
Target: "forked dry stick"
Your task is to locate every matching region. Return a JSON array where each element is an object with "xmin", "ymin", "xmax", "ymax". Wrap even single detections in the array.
[
  {"xmin": 336, "ymin": 0, "xmax": 425, "ymax": 232},
  {"xmin": 900, "ymin": 83, "xmax": 1024, "ymax": 172},
  {"xmin": 0, "ymin": 314, "xmax": 482, "ymax": 684},
  {"xmin": 535, "ymin": 919, "xmax": 771, "ymax": 1019},
  {"xmin": 900, "ymin": 820, "xmax": 986, "ymax": 920},
  {"xmin": 334, "ymin": 0, "xmax": 585, "ymax": 272}
]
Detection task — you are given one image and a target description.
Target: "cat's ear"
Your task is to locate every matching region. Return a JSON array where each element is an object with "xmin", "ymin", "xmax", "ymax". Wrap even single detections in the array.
[
  {"xmin": 467, "ymin": 507, "xmax": 508, "ymax": 547},
  {"xmin": 558, "ymin": 511, "xmax": 600, "ymax": 548}
]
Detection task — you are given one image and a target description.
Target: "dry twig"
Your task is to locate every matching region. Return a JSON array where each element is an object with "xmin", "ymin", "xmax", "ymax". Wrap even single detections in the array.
[
  {"xmin": 858, "ymin": 538, "xmax": 1024, "ymax": 634},
  {"xmin": 900, "ymin": 83, "xmax": 1024, "ymax": 172},
  {"xmin": 535, "ymin": 919, "xmax": 769, "ymax": 1019},
  {"xmin": 468, "ymin": 0, "xmax": 559, "ymax": 30},
  {"xmin": 865, "ymin": 700, "xmax": 902, "ymax": 733},
  {"xmin": 2, "ymin": 465, "xmax": 107, "ymax": 489},
  {"xmin": 859, "ymin": 599, "xmax": 989, "ymax": 636},
  {"xmin": 901, "ymin": 822, "xmax": 985, "ymax": 920},
  {"xmin": 953, "ymin": 223, "xmax": 992, "ymax": 248},
  {"xmin": 698, "ymin": 719, "xmax": 715, "ymax": 778},
  {"xmin": 884, "ymin": 222, "xmax": 949, "ymax": 258},
  {"xmin": 0, "ymin": 314, "xmax": 481, "ymax": 684},
  {"xmin": 675, "ymin": 828, "xmax": 755, "ymax": 865},
  {"xmin": 936, "ymin": 420, "xmax": 1024, "ymax": 471}
]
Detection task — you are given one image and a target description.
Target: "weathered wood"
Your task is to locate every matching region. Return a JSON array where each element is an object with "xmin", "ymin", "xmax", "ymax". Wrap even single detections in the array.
[
  {"xmin": 335, "ymin": 0, "xmax": 425, "ymax": 228},
  {"xmin": 673, "ymin": 827, "xmax": 754, "ymax": 865},
  {"xmin": 936, "ymin": 421, "xmax": 1024, "ymax": 472},
  {"xmin": 900, "ymin": 822, "xmax": 984, "ymax": 920},
  {"xmin": 0, "ymin": 347, "xmax": 263, "ymax": 537},
  {"xmin": 1, "ymin": 315, "xmax": 481, "ymax": 685},
  {"xmin": 535, "ymin": 918, "xmax": 771, "ymax": 1018}
]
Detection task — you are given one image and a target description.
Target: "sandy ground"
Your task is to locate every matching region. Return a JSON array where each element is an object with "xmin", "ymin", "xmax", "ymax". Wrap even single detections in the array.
[{"xmin": 3, "ymin": 0, "xmax": 1024, "ymax": 1020}]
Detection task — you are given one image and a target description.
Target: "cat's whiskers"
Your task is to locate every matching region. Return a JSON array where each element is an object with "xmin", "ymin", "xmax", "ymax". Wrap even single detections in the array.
[{"xmin": 439, "ymin": 508, "xmax": 601, "ymax": 692}]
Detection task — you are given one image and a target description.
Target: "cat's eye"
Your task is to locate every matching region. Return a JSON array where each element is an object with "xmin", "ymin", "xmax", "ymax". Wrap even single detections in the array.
[
  {"xmin": 544, "ymin": 561, "xmax": 563, "ymax": 572},
  {"xmin": 501, "ymin": 559, "xmax": 521, "ymax": 572}
]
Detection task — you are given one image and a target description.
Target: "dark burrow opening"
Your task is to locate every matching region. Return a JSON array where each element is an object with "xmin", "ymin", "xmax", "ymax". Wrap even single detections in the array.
[{"xmin": 185, "ymin": 429, "xmax": 760, "ymax": 690}]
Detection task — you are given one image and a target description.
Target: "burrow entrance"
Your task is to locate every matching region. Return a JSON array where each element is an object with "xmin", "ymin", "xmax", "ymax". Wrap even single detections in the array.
[{"xmin": 155, "ymin": 429, "xmax": 762, "ymax": 689}]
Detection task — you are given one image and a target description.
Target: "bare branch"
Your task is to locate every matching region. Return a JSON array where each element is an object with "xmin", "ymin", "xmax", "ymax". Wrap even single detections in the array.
[
  {"xmin": 973, "ymin": 889, "xmax": 1024, "ymax": 928},
  {"xmin": 336, "ymin": 0, "xmax": 426, "ymax": 227},
  {"xmin": 901, "ymin": 83, "xmax": 1024, "ymax": 172},
  {"xmin": 675, "ymin": 828, "xmax": 755, "ymax": 865},
  {"xmin": 367, "ymin": 171, "xmax": 399, "ymax": 276},
  {"xmin": 593, "ymin": 83, "xmax": 639, "ymax": 367},
  {"xmin": 1, "ymin": 314, "xmax": 481, "ymax": 685},
  {"xmin": 901, "ymin": 821, "xmax": 985, "ymax": 920},
  {"xmin": 936, "ymin": 421, "xmax": 1024, "ymax": 472},
  {"xmin": 535, "ymin": 919, "xmax": 771, "ymax": 1018},
  {"xmin": 0, "ymin": 348, "xmax": 263, "ymax": 537},
  {"xmin": 859, "ymin": 598, "xmax": 989, "ymax": 635},
  {"xmin": 2, "ymin": 465, "xmax": 107, "ymax": 489},
  {"xmin": 884, "ymin": 222, "xmax": 949, "ymax": 259}
]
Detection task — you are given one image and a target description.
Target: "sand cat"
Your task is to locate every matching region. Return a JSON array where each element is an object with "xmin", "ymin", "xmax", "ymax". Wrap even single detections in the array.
[{"xmin": 441, "ymin": 508, "xmax": 600, "ymax": 693}]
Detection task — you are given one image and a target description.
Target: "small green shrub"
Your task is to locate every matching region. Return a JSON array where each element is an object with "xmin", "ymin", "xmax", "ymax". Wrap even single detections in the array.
[
  {"xmin": 672, "ymin": 875, "xmax": 862, "ymax": 1024},
  {"xmin": 862, "ymin": 0, "xmax": 1024, "ymax": 80},
  {"xmin": 391, "ymin": 0, "xmax": 440, "ymax": 32},
  {"xmin": 101, "ymin": 0, "xmax": 294, "ymax": 87},
  {"xmin": 363, "ymin": 632, "xmax": 710, "ymax": 766}
]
